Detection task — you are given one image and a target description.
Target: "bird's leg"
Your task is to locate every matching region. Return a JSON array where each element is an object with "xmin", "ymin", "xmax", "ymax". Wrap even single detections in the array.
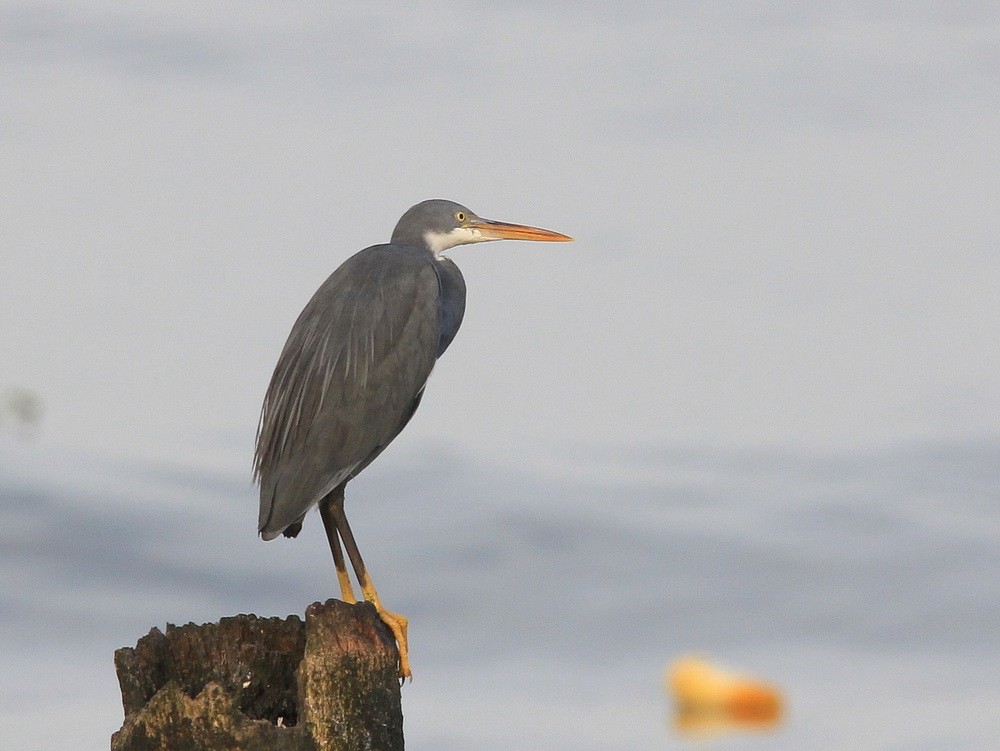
[
  {"xmin": 320, "ymin": 495, "xmax": 357, "ymax": 604},
  {"xmin": 330, "ymin": 497, "xmax": 411, "ymax": 680}
]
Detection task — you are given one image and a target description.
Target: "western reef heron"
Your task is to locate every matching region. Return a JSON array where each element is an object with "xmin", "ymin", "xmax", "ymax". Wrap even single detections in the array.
[{"xmin": 254, "ymin": 199, "xmax": 572, "ymax": 678}]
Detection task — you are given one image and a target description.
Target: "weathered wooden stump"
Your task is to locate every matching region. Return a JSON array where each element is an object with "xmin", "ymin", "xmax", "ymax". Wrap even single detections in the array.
[{"xmin": 111, "ymin": 600, "xmax": 404, "ymax": 751}]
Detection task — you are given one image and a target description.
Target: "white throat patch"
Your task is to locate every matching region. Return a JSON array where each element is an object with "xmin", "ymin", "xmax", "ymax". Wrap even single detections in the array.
[{"xmin": 423, "ymin": 227, "xmax": 490, "ymax": 257}]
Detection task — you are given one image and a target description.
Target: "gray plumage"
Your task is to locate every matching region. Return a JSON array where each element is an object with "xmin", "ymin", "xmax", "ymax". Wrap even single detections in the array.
[
  {"xmin": 252, "ymin": 198, "xmax": 570, "ymax": 678},
  {"xmin": 254, "ymin": 201, "xmax": 469, "ymax": 540},
  {"xmin": 254, "ymin": 198, "xmax": 570, "ymax": 546}
]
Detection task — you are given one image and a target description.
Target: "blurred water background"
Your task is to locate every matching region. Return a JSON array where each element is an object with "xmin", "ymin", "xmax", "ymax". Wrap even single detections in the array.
[{"xmin": 2, "ymin": 434, "xmax": 997, "ymax": 750}]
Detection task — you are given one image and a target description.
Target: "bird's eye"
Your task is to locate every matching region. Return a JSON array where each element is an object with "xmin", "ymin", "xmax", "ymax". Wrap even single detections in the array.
[{"xmin": 455, "ymin": 212, "xmax": 466, "ymax": 222}]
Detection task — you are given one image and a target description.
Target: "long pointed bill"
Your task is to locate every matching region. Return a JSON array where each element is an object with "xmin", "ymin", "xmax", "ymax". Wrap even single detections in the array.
[{"xmin": 472, "ymin": 218, "xmax": 573, "ymax": 243}]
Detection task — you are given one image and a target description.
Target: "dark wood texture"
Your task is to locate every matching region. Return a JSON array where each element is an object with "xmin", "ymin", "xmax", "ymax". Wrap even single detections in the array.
[{"xmin": 112, "ymin": 600, "xmax": 403, "ymax": 751}]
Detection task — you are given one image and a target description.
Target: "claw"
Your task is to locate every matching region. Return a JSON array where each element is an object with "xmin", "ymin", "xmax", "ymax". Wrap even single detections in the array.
[{"xmin": 373, "ymin": 605, "xmax": 411, "ymax": 680}]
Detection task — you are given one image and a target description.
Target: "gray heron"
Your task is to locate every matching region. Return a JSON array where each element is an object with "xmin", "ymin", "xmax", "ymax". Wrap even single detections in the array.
[{"xmin": 254, "ymin": 199, "xmax": 572, "ymax": 678}]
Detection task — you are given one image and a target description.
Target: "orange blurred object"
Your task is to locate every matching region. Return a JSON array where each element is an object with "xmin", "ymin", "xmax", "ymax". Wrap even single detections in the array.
[{"xmin": 666, "ymin": 656, "xmax": 783, "ymax": 733}]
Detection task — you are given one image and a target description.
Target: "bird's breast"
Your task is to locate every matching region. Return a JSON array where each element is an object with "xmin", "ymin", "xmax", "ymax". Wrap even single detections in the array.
[{"xmin": 433, "ymin": 257, "xmax": 467, "ymax": 357}]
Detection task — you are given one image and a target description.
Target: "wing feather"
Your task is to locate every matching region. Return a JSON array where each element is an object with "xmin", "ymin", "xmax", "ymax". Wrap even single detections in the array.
[{"xmin": 254, "ymin": 245, "xmax": 442, "ymax": 537}]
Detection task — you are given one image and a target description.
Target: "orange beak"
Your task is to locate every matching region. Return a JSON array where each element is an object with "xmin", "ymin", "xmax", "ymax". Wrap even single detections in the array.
[{"xmin": 471, "ymin": 218, "xmax": 573, "ymax": 243}]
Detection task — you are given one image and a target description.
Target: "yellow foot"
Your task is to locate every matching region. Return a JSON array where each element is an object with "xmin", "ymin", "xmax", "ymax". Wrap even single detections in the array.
[{"xmin": 374, "ymin": 605, "xmax": 411, "ymax": 680}]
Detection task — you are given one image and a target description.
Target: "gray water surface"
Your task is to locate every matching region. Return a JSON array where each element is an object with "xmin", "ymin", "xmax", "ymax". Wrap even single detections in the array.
[{"xmin": 1, "ymin": 438, "xmax": 997, "ymax": 750}]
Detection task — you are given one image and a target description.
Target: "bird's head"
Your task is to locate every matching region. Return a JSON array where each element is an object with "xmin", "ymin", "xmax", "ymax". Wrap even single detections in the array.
[{"xmin": 391, "ymin": 199, "xmax": 572, "ymax": 256}]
